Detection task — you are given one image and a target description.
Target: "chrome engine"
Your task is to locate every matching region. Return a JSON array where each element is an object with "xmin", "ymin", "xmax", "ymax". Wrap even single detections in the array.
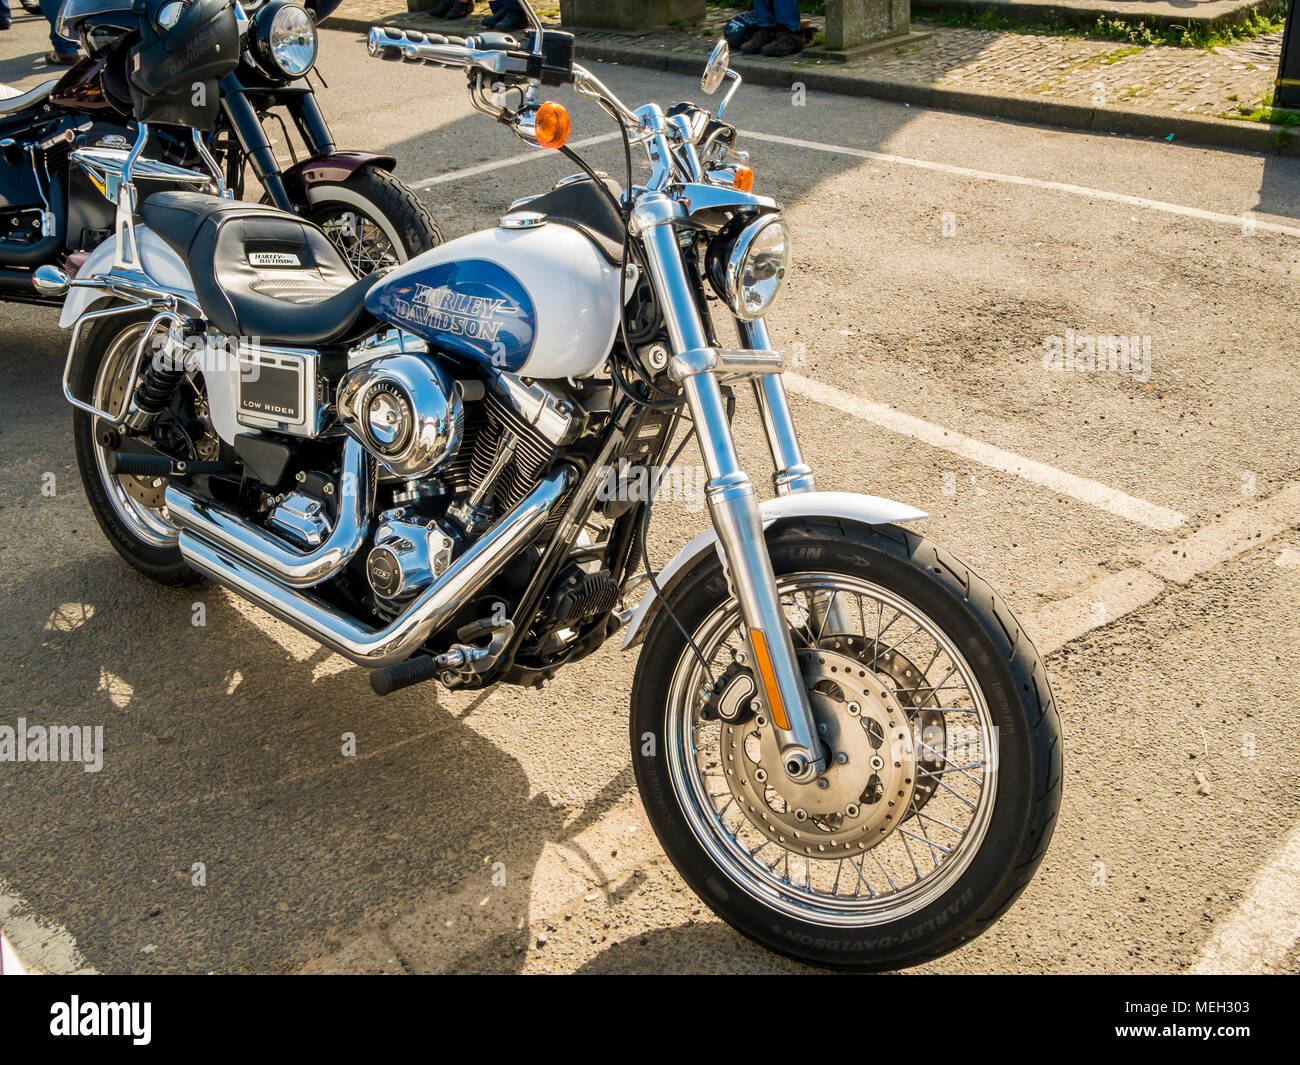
[
  {"xmin": 366, "ymin": 509, "xmax": 456, "ymax": 601},
  {"xmin": 337, "ymin": 354, "xmax": 464, "ymax": 478},
  {"xmin": 347, "ymin": 367, "xmax": 588, "ymax": 613}
]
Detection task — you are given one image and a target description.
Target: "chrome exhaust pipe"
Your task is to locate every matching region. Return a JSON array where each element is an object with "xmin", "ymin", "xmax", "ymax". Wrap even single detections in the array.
[
  {"xmin": 165, "ymin": 437, "xmax": 373, "ymax": 588},
  {"xmin": 177, "ymin": 465, "xmax": 575, "ymax": 669}
]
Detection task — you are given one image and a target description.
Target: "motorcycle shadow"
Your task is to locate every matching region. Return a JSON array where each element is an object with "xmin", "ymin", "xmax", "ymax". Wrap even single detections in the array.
[
  {"xmin": 574, "ymin": 924, "xmax": 847, "ymax": 975},
  {"xmin": 0, "ymin": 551, "xmax": 571, "ymax": 974}
]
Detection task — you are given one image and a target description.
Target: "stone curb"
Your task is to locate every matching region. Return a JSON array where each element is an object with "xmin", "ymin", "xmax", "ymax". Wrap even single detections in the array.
[
  {"xmin": 911, "ymin": 0, "xmax": 1277, "ymax": 34},
  {"xmin": 324, "ymin": 15, "xmax": 1297, "ymax": 157}
]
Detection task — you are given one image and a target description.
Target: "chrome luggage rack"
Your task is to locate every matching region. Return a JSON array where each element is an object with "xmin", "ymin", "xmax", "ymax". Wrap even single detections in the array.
[{"xmin": 46, "ymin": 123, "xmax": 232, "ymax": 424}]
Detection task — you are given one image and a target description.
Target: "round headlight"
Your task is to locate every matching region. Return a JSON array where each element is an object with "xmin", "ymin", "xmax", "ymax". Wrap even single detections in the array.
[
  {"xmin": 707, "ymin": 215, "xmax": 791, "ymax": 321},
  {"xmin": 259, "ymin": 2, "xmax": 318, "ymax": 78}
]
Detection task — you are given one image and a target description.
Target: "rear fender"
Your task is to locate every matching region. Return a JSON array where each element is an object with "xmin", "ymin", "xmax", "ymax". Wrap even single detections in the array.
[
  {"xmin": 58, "ymin": 229, "xmax": 241, "ymax": 445},
  {"xmin": 620, "ymin": 491, "xmax": 927, "ymax": 650},
  {"xmin": 274, "ymin": 151, "xmax": 397, "ymax": 204}
]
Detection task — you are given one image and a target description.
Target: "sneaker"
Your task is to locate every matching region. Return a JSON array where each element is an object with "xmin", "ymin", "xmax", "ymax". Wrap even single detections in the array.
[
  {"xmin": 443, "ymin": 1, "xmax": 472, "ymax": 18},
  {"xmin": 760, "ymin": 28, "xmax": 804, "ymax": 57},
  {"xmin": 426, "ymin": 0, "xmax": 455, "ymax": 16},
  {"xmin": 44, "ymin": 51, "xmax": 80, "ymax": 65},
  {"xmin": 739, "ymin": 26, "xmax": 779, "ymax": 54}
]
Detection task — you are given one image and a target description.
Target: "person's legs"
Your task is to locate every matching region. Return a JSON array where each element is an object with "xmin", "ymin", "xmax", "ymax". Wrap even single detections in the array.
[
  {"xmin": 772, "ymin": 0, "xmax": 801, "ymax": 32},
  {"xmin": 758, "ymin": 0, "xmax": 803, "ymax": 55},
  {"xmin": 491, "ymin": 0, "xmax": 526, "ymax": 31},
  {"xmin": 742, "ymin": 0, "xmax": 781, "ymax": 52},
  {"xmin": 38, "ymin": 0, "xmax": 78, "ymax": 57},
  {"xmin": 0, "ymin": 0, "xmax": 11, "ymax": 29}
]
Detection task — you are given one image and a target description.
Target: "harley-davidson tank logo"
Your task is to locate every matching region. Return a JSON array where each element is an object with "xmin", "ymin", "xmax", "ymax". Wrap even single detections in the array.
[
  {"xmin": 394, "ymin": 284, "xmax": 511, "ymax": 342},
  {"xmin": 364, "ymin": 258, "xmax": 536, "ymax": 371}
]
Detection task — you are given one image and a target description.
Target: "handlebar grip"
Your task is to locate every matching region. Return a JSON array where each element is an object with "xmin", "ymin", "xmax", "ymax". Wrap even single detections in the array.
[
  {"xmin": 369, "ymin": 26, "xmax": 467, "ymax": 66},
  {"xmin": 465, "ymin": 31, "xmax": 519, "ymax": 50}
]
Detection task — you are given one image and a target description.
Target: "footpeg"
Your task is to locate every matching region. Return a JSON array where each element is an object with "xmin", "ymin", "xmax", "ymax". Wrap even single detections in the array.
[
  {"xmin": 369, "ymin": 619, "xmax": 515, "ymax": 696},
  {"xmin": 106, "ymin": 452, "xmax": 239, "ymax": 478}
]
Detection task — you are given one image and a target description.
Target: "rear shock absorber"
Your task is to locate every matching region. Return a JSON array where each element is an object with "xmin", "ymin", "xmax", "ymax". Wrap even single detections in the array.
[{"xmin": 125, "ymin": 314, "xmax": 197, "ymax": 431}]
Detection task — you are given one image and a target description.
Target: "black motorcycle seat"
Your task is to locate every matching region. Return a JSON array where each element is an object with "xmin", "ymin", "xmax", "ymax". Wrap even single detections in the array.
[
  {"xmin": 0, "ymin": 80, "xmax": 58, "ymax": 117},
  {"xmin": 519, "ymin": 177, "xmax": 627, "ymax": 264},
  {"xmin": 141, "ymin": 191, "xmax": 381, "ymax": 346}
]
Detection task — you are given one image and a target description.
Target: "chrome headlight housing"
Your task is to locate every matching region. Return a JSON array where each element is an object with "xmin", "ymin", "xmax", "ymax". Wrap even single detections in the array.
[
  {"xmin": 706, "ymin": 214, "xmax": 791, "ymax": 321},
  {"xmin": 253, "ymin": 0, "xmax": 318, "ymax": 78}
]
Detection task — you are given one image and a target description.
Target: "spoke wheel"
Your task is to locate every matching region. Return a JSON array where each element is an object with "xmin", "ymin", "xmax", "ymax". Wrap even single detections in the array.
[
  {"xmin": 313, "ymin": 206, "xmax": 402, "ymax": 276},
  {"xmin": 630, "ymin": 518, "xmax": 1063, "ymax": 970},
  {"xmin": 91, "ymin": 322, "xmax": 178, "ymax": 549},
  {"xmin": 669, "ymin": 574, "xmax": 997, "ymax": 925}
]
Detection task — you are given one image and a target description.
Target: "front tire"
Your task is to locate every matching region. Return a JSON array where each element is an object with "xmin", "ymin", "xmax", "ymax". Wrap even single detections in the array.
[{"xmin": 631, "ymin": 518, "xmax": 1062, "ymax": 971}]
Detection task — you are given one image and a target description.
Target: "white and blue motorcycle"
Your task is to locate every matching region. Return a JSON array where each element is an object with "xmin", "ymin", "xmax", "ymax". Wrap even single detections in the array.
[{"xmin": 51, "ymin": 0, "xmax": 1061, "ymax": 970}]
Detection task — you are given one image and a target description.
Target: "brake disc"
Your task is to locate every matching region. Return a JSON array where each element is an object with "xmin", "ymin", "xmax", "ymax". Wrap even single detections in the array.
[
  {"xmin": 816, "ymin": 633, "xmax": 948, "ymax": 812},
  {"xmin": 720, "ymin": 646, "xmax": 917, "ymax": 855}
]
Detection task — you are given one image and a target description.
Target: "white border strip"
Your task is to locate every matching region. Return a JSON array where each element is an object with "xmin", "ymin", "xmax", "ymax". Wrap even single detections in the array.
[
  {"xmin": 784, "ymin": 372, "xmax": 1188, "ymax": 530},
  {"xmin": 1190, "ymin": 820, "xmax": 1300, "ymax": 974},
  {"xmin": 742, "ymin": 131, "xmax": 1300, "ymax": 239}
]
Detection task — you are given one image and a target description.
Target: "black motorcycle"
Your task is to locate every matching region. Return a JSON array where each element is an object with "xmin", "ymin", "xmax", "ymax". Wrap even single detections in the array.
[{"xmin": 0, "ymin": 0, "xmax": 441, "ymax": 304}]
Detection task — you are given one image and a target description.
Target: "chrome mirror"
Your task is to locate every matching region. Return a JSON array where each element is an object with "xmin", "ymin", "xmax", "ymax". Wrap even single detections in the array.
[{"xmin": 702, "ymin": 39, "xmax": 730, "ymax": 94}]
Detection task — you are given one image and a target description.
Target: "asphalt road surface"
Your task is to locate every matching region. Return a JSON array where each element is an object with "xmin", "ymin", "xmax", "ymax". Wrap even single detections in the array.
[{"xmin": 1, "ymin": 18, "xmax": 1299, "ymax": 974}]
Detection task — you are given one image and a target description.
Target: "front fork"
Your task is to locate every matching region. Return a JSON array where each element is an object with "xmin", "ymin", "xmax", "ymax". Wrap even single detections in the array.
[{"xmin": 634, "ymin": 196, "xmax": 827, "ymax": 782}]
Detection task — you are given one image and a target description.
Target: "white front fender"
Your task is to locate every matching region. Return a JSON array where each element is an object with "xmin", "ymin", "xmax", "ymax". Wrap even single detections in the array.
[{"xmin": 620, "ymin": 491, "xmax": 927, "ymax": 650}]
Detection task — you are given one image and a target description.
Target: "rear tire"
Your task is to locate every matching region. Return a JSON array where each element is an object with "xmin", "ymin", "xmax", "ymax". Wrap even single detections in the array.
[
  {"xmin": 631, "ymin": 518, "xmax": 1062, "ymax": 971},
  {"xmin": 71, "ymin": 311, "xmax": 200, "ymax": 587}
]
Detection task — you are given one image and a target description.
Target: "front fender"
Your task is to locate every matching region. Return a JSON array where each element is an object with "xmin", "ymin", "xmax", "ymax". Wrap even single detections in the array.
[
  {"xmin": 275, "ymin": 151, "xmax": 397, "ymax": 204},
  {"xmin": 620, "ymin": 491, "xmax": 927, "ymax": 650}
]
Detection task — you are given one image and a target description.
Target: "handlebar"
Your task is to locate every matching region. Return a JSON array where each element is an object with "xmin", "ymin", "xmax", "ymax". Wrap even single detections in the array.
[
  {"xmin": 368, "ymin": 27, "xmax": 529, "ymax": 79},
  {"xmin": 366, "ymin": 26, "xmax": 743, "ymax": 192}
]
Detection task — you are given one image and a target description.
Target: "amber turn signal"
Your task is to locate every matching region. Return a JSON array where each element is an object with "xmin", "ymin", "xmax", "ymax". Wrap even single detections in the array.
[
  {"xmin": 732, "ymin": 166, "xmax": 754, "ymax": 192},
  {"xmin": 535, "ymin": 102, "xmax": 571, "ymax": 150}
]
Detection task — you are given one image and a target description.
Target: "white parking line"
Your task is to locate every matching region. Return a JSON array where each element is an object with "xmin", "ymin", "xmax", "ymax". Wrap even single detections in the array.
[
  {"xmin": 0, "ymin": 880, "xmax": 98, "ymax": 975},
  {"xmin": 1190, "ymin": 820, "xmax": 1300, "ymax": 974},
  {"xmin": 784, "ymin": 372, "xmax": 1188, "ymax": 530},
  {"xmin": 407, "ymin": 120, "xmax": 1298, "ymax": 240},
  {"xmin": 743, "ymin": 131, "xmax": 1300, "ymax": 239},
  {"xmin": 1027, "ymin": 481, "xmax": 1300, "ymax": 652}
]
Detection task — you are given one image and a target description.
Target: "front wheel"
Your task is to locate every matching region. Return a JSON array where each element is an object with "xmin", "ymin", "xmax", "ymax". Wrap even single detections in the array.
[
  {"xmin": 631, "ymin": 518, "xmax": 1062, "ymax": 971},
  {"xmin": 307, "ymin": 166, "xmax": 442, "ymax": 276}
]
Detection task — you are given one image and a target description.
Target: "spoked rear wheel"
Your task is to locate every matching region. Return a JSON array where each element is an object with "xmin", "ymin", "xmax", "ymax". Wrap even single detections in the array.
[
  {"xmin": 71, "ymin": 313, "xmax": 209, "ymax": 586},
  {"xmin": 631, "ymin": 518, "xmax": 1062, "ymax": 971}
]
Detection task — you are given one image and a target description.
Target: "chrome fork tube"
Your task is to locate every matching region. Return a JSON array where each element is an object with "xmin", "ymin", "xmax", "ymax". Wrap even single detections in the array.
[
  {"xmin": 634, "ymin": 197, "xmax": 825, "ymax": 781},
  {"xmin": 737, "ymin": 319, "xmax": 848, "ymax": 635},
  {"xmin": 737, "ymin": 318, "xmax": 816, "ymax": 498}
]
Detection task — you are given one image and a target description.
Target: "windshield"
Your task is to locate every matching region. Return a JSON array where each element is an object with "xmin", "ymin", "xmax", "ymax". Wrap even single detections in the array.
[{"xmin": 55, "ymin": 0, "xmax": 135, "ymax": 39}]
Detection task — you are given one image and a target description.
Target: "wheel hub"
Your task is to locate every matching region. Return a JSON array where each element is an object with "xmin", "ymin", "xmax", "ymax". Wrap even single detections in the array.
[
  {"xmin": 818, "ymin": 633, "xmax": 949, "ymax": 812},
  {"xmin": 721, "ymin": 647, "xmax": 917, "ymax": 855}
]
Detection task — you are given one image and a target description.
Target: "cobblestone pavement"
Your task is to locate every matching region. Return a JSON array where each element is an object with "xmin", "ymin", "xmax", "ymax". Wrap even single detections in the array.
[{"xmin": 329, "ymin": 1, "xmax": 1285, "ymax": 122}]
